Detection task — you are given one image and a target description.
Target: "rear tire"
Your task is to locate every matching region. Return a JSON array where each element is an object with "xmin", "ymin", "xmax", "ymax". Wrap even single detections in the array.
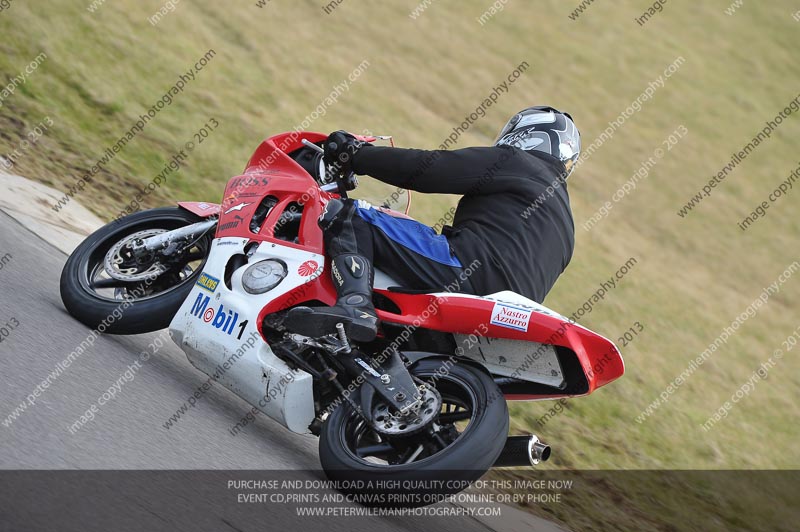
[
  {"xmin": 60, "ymin": 207, "xmax": 212, "ymax": 334},
  {"xmin": 318, "ymin": 358, "xmax": 509, "ymax": 507}
]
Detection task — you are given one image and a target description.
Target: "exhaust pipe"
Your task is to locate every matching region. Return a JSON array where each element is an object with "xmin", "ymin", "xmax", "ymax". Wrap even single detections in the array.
[{"xmin": 493, "ymin": 435, "xmax": 551, "ymax": 467}]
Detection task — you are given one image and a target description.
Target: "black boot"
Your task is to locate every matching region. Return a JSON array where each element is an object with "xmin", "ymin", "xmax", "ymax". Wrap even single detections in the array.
[{"xmin": 284, "ymin": 253, "xmax": 378, "ymax": 342}]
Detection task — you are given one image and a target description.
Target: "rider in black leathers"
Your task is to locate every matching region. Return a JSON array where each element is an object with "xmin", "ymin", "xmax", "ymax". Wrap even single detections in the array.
[{"xmin": 285, "ymin": 106, "xmax": 580, "ymax": 342}]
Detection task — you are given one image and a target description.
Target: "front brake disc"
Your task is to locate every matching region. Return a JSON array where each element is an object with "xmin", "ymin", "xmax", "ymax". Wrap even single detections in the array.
[{"xmin": 103, "ymin": 229, "xmax": 169, "ymax": 282}]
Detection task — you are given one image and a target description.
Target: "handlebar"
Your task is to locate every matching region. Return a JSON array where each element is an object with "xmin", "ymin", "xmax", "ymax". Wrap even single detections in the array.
[
  {"xmin": 300, "ymin": 138, "xmax": 357, "ymax": 198},
  {"xmin": 299, "ymin": 134, "xmax": 408, "ymax": 214}
]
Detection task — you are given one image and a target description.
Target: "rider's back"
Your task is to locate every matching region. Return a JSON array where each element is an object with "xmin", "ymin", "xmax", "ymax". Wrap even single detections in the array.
[{"xmin": 353, "ymin": 145, "xmax": 574, "ymax": 302}]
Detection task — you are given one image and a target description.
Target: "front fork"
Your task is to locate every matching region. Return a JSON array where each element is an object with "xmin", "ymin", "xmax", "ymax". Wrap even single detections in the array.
[{"xmin": 130, "ymin": 218, "xmax": 218, "ymax": 256}]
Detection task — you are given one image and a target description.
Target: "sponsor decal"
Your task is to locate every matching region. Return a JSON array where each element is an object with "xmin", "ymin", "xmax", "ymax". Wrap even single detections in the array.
[
  {"xmin": 331, "ymin": 261, "xmax": 344, "ymax": 287},
  {"xmin": 189, "ymin": 294, "xmax": 249, "ymax": 339},
  {"xmin": 487, "ymin": 296, "xmax": 567, "ymax": 321},
  {"xmin": 224, "ymin": 202, "xmax": 251, "ymax": 214},
  {"xmin": 219, "ymin": 214, "xmax": 244, "ymax": 231},
  {"xmin": 198, "ymin": 203, "xmax": 211, "ymax": 210},
  {"xmin": 348, "ymin": 256, "xmax": 362, "ymax": 275},
  {"xmin": 228, "ymin": 176, "xmax": 270, "ymax": 190},
  {"xmin": 196, "ymin": 273, "xmax": 220, "ymax": 293},
  {"xmin": 318, "ymin": 201, "xmax": 330, "ymax": 224},
  {"xmin": 490, "ymin": 302, "xmax": 532, "ymax": 332},
  {"xmin": 297, "ymin": 260, "xmax": 319, "ymax": 277}
]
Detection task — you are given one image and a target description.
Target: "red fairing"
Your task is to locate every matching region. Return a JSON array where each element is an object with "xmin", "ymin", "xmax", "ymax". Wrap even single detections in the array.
[
  {"xmin": 245, "ymin": 131, "xmax": 327, "ymax": 174},
  {"xmin": 216, "ymin": 132, "xmax": 332, "ymax": 253},
  {"xmin": 177, "ymin": 201, "xmax": 220, "ymax": 217},
  {"xmin": 255, "ymin": 273, "xmax": 337, "ymax": 338},
  {"xmin": 214, "ymin": 131, "xmax": 337, "ymax": 337},
  {"xmin": 374, "ymin": 291, "xmax": 624, "ymax": 398}
]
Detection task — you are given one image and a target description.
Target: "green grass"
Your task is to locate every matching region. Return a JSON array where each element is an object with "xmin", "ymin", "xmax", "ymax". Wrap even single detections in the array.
[{"xmin": 2, "ymin": 1, "xmax": 799, "ymax": 530}]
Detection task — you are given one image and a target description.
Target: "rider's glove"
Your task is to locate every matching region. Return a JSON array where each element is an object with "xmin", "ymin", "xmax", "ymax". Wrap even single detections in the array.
[{"xmin": 323, "ymin": 131, "xmax": 370, "ymax": 174}]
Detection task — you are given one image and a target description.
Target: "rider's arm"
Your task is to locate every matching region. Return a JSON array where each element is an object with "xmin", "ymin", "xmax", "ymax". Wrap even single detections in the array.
[{"xmin": 352, "ymin": 145, "xmax": 527, "ymax": 195}]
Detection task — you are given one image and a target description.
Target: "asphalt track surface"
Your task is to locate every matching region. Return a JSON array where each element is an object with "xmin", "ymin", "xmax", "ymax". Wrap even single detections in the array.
[{"xmin": 0, "ymin": 210, "xmax": 563, "ymax": 532}]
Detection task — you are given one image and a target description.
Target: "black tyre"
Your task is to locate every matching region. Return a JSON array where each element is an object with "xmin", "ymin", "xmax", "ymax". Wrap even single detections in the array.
[
  {"xmin": 60, "ymin": 207, "xmax": 213, "ymax": 334},
  {"xmin": 319, "ymin": 358, "xmax": 509, "ymax": 507}
]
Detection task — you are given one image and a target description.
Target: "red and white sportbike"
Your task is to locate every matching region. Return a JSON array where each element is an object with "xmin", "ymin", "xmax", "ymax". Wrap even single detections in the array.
[{"xmin": 61, "ymin": 131, "xmax": 624, "ymax": 504}]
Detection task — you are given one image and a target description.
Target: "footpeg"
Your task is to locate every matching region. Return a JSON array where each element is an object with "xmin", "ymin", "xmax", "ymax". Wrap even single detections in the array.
[{"xmin": 335, "ymin": 322, "xmax": 351, "ymax": 353}]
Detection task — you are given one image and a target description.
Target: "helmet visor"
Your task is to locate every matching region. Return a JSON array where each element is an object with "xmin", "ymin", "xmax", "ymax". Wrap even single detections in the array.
[
  {"xmin": 495, "ymin": 113, "xmax": 522, "ymax": 143},
  {"xmin": 495, "ymin": 107, "xmax": 559, "ymax": 144}
]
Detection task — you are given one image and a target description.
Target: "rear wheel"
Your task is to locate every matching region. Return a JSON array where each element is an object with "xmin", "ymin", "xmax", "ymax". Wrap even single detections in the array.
[
  {"xmin": 319, "ymin": 358, "xmax": 509, "ymax": 507},
  {"xmin": 60, "ymin": 207, "xmax": 213, "ymax": 334}
]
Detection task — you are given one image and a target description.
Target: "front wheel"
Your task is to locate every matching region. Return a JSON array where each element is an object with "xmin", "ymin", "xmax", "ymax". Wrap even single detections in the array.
[
  {"xmin": 60, "ymin": 207, "xmax": 213, "ymax": 334},
  {"xmin": 319, "ymin": 358, "xmax": 509, "ymax": 507}
]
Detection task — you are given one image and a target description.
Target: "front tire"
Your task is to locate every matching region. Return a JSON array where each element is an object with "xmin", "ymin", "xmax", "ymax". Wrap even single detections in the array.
[
  {"xmin": 319, "ymin": 358, "xmax": 509, "ymax": 507},
  {"xmin": 60, "ymin": 207, "xmax": 212, "ymax": 334}
]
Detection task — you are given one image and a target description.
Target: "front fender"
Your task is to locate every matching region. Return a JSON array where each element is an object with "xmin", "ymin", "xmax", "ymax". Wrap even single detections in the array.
[{"xmin": 177, "ymin": 201, "xmax": 220, "ymax": 217}]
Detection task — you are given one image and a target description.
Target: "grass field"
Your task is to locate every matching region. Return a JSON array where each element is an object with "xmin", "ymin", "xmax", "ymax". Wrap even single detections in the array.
[{"xmin": 2, "ymin": 1, "xmax": 798, "ymax": 530}]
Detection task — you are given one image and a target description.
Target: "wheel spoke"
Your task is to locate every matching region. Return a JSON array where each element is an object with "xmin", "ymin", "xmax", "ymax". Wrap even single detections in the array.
[
  {"xmin": 356, "ymin": 442, "xmax": 395, "ymax": 457},
  {"xmin": 183, "ymin": 251, "xmax": 206, "ymax": 262},
  {"xmin": 90, "ymin": 277, "xmax": 130, "ymax": 289},
  {"xmin": 402, "ymin": 444, "xmax": 425, "ymax": 464},
  {"xmin": 79, "ymin": 221, "xmax": 212, "ymax": 303},
  {"xmin": 438, "ymin": 409, "xmax": 472, "ymax": 423},
  {"xmin": 431, "ymin": 431, "xmax": 448, "ymax": 450},
  {"xmin": 341, "ymin": 368, "xmax": 483, "ymax": 468}
]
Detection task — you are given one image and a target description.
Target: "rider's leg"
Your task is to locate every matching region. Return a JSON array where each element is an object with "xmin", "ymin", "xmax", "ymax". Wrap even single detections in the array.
[
  {"xmin": 284, "ymin": 199, "xmax": 378, "ymax": 342},
  {"xmin": 283, "ymin": 199, "xmax": 475, "ymax": 342},
  {"xmin": 366, "ymin": 219, "xmax": 476, "ymax": 294}
]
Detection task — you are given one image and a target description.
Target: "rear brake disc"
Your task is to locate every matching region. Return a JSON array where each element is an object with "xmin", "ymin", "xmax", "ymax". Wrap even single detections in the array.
[{"xmin": 371, "ymin": 384, "xmax": 442, "ymax": 437}]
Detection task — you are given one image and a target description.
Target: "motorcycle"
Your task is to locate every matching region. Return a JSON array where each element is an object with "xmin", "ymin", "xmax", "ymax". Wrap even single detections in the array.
[{"xmin": 60, "ymin": 131, "xmax": 624, "ymax": 505}]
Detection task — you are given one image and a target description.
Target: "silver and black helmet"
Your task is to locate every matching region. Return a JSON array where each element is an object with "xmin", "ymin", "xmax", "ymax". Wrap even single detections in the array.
[{"xmin": 496, "ymin": 106, "xmax": 581, "ymax": 177}]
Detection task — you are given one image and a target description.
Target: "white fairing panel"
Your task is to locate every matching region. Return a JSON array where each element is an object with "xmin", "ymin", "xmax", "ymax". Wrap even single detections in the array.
[
  {"xmin": 169, "ymin": 237, "xmax": 321, "ymax": 434},
  {"xmin": 453, "ymin": 335, "xmax": 564, "ymax": 388}
]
